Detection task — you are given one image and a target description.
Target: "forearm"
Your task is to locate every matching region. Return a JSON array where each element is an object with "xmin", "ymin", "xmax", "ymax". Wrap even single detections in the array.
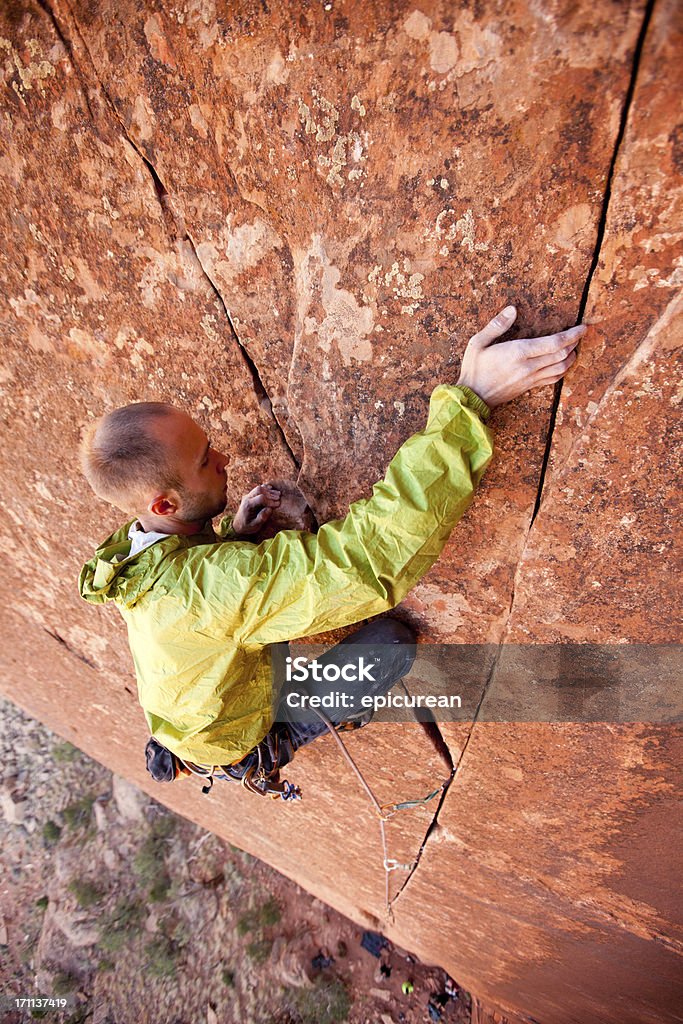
[{"xmin": 339, "ymin": 384, "xmax": 493, "ymax": 605}]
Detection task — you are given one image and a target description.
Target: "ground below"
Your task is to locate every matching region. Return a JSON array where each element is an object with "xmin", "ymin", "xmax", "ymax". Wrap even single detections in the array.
[{"xmin": 0, "ymin": 697, "xmax": 471, "ymax": 1024}]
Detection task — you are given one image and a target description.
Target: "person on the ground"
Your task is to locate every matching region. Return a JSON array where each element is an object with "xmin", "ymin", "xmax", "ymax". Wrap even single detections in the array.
[{"xmin": 78, "ymin": 305, "xmax": 586, "ymax": 795}]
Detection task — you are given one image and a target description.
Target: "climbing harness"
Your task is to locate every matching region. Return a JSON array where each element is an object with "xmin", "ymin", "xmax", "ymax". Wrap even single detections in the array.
[
  {"xmin": 180, "ymin": 760, "xmax": 301, "ymax": 800},
  {"xmin": 144, "ymin": 732, "xmax": 302, "ymax": 800},
  {"xmin": 184, "ymin": 728, "xmax": 302, "ymax": 801}
]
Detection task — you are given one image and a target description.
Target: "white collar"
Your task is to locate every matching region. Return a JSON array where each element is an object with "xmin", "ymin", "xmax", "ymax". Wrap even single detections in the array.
[{"xmin": 127, "ymin": 520, "xmax": 170, "ymax": 555}]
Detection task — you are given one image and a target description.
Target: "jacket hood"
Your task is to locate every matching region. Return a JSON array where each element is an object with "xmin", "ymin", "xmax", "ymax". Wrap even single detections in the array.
[{"xmin": 78, "ymin": 518, "xmax": 218, "ymax": 609}]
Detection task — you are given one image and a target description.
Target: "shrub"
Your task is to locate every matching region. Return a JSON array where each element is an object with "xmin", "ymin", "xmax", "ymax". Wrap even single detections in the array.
[
  {"xmin": 259, "ymin": 897, "xmax": 281, "ymax": 928},
  {"xmin": 99, "ymin": 929, "xmax": 128, "ymax": 954},
  {"xmin": 42, "ymin": 819, "xmax": 62, "ymax": 845},
  {"xmin": 62, "ymin": 795, "xmax": 95, "ymax": 831},
  {"xmin": 52, "ymin": 970, "xmax": 79, "ymax": 995},
  {"xmin": 284, "ymin": 977, "xmax": 350, "ymax": 1024},
  {"xmin": 98, "ymin": 896, "xmax": 144, "ymax": 953},
  {"xmin": 133, "ymin": 836, "xmax": 158, "ymax": 881},
  {"xmin": 150, "ymin": 813, "xmax": 177, "ymax": 840},
  {"xmin": 237, "ymin": 896, "xmax": 281, "ymax": 935},
  {"xmin": 148, "ymin": 875, "xmax": 172, "ymax": 903},
  {"xmin": 68, "ymin": 878, "xmax": 105, "ymax": 908},
  {"xmin": 51, "ymin": 741, "xmax": 78, "ymax": 763},
  {"xmin": 133, "ymin": 827, "xmax": 174, "ymax": 903},
  {"xmin": 246, "ymin": 937, "xmax": 273, "ymax": 964},
  {"xmin": 146, "ymin": 935, "xmax": 178, "ymax": 977}
]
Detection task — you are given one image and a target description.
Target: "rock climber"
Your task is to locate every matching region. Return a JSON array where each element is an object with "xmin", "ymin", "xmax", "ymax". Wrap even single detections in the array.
[{"xmin": 78, "ymin": 305, "xmax": 586, "ymax": 798}]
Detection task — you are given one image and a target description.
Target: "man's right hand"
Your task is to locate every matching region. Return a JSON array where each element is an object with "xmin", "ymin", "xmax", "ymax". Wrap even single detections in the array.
[
  {"xmin": 232, "ymin": 484, "xmax": 282, "ymax": 536},
  {"xmin": 456, "ymin": 305, "xmax": 587, "ymax": 409}
]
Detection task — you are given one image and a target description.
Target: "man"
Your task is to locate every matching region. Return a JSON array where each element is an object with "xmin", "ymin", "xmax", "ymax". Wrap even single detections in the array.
[{"xmin": 78, "ymin": 305, "xmax": 585, "ymax": 795}]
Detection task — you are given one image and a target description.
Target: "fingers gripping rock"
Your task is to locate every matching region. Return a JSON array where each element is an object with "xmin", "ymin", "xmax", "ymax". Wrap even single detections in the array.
[{"xmin": 251, "ymin": 479, "xmax": 316, "ymax": 541}]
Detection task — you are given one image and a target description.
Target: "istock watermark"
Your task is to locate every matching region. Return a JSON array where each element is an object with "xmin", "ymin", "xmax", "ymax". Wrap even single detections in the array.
[
  {"xmin": 274, "ymin": 643, "xmax": 682, "ymax": 724},
  {"xmin": 285, "ymin": 654, "xmax": 377, "ymax": 683},
  {"xmin": 282, "ymin": 652, "xmax": 462, "ymax": 717},
  {"xmin": 284, "ymin": 689, "xmax": 462, "ymax": 711}
]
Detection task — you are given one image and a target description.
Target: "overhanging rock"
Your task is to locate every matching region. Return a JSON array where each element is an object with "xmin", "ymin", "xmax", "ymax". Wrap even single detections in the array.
[{"xmin": 0, "ymin": 2, "xmax": 680, "ymax": 1022}]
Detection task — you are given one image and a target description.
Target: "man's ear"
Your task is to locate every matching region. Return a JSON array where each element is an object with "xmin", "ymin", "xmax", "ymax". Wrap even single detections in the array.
[{"xmin": 148, "ymin": 493, "xmax": 179, "ymax": 517}]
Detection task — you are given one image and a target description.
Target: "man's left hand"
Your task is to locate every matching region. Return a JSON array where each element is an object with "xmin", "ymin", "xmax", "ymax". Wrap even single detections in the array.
[{"xmin": 232, "ymin": 484, "xmax": 282, "ymax": 536}]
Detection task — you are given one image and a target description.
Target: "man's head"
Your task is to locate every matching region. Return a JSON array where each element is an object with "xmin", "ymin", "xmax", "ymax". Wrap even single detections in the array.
[{"xmin": 79, "ymin": 402, "xmax": 229, "ymax": 529}]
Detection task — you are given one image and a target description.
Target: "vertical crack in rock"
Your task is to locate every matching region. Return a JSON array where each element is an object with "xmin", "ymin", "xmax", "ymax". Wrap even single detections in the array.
[
  {"xmin": 385, "ymin": 761, "xmax": 454, "ymax": 919},
  {"xmin": 543, "ymin": 290, "xmax": 682, "ymax": 487},
  {"xmin": 417, "ymin": 718, "xmax": 455, "ymax": 774},
  {"xmin": 387, "ymin": 651, "xmax": 504, "ymax": 918},
  {"xmin": 183, "ymin": 227, "xmax": 302, "ymax": 472},
  {"xmin": 40, "ymin": 0, "xmax": 300, "ymax": 473},
  {"xmin": 34, "ymin": 0, "xmax": 94, "ymax": 121},
  {"xmin": 529, "ymin": 0, "xmax": 657, "ymax": 529},
  {"xmin": 494, "ymin": 0, "xmax": 659, "ymax": 637},
  {"xmin": 388, "ymin": 0, "xmax": 660, "ymax": 922}
]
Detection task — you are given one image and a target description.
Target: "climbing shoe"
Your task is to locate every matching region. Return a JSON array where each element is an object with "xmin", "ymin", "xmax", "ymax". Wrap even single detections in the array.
[{"xmin": 336, "ymin": 708, "xmax": 374, "ymax": 732}]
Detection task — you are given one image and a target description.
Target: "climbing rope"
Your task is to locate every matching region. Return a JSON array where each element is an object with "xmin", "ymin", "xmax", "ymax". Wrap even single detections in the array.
[
  {"xmin": 172, "ymin": 712, "xmax": 444, "ymax": 914},
  {"xmin": 310, "ymin": 706, "xmax": 445, "ymax": 915}
]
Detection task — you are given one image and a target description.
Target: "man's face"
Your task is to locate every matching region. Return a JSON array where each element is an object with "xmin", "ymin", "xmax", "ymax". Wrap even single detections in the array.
[{"xmin": 149, "ymin": 409, "xmax": 229, "ymax": 523}]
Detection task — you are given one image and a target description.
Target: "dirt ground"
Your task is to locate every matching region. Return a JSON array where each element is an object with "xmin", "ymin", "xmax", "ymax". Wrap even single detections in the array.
[{"xmin": 0, "ymin": 696, "xmax": 472, "ymax": 1024}]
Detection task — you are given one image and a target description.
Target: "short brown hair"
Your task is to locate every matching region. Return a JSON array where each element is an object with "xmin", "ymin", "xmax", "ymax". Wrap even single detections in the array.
[{"xmin": 79, "ymin": 402, "xmax": 184, "ymax": 515}]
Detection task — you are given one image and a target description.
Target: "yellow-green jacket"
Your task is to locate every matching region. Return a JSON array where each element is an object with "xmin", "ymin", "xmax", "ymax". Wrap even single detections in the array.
[{"xmin": 78, "ymin": 384, "xmax": 494, "ymax": 766}]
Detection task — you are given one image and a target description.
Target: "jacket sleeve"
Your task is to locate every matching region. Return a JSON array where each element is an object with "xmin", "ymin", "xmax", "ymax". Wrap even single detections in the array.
[{"xmin": 185, "ymin": 384, "xmax": 494, "ymax": 648}]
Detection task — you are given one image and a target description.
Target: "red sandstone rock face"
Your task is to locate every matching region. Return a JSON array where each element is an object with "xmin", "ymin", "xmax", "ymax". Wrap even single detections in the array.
[
  {"xmin": 502, "ymin": 0, "xmax": 683, "ymax": 644},
  {"xmin": 46, "ymin": 0, "xmax": 646, "ymax": 642},
  {"xmin": 0, "ymin": 2, "xmax": 680, "ymax": 1023},
  {"xmin": 390, "ymin": 3, "xmax": 683, "ymax": 1022},
  {"xmin": 0, "ymin": 0, "xmax": 295, "ymax": 655},
  {"xmin": 394, "ymin": 720, "xmax": 683, "ymax": 1024}
]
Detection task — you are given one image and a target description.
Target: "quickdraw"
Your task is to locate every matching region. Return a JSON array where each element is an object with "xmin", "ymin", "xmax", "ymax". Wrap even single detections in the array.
[{"xmin": 380, "ymin": 787, "xmax": 443, "ymax": 818}]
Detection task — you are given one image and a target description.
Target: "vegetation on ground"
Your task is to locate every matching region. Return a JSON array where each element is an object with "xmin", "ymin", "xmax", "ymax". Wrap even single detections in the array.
[
  {"xmin": 145, "ymin": 934, "xmax": 180, "ymax": 978},
  {"xmin": 42, "ymin": 819, "xmax": 62, "ymax": 845},
  {"xmin": 68, "ymin": 878, "xmax": 106, "ymax": 909},
  {"xmin": 62, "ymin": 794, "xmax": 96, "ymax": 832},
  {"xmin": 51, "ymin": 742, "xmax": 79, "ymax": 763},
  {"xmin": 98, "ymin": 896, "xmax": 145, "ymax": 953},
  {"xmin": 132, "ymin": 813, "xmax": 176, "ymax": 902},
  {"xmin": 282, "ymin": 976, "xmax": 351, "ymax": 1024},
  {"xmin": 236, "ymin": 896, "xmax": 281, "ymax": 935}
]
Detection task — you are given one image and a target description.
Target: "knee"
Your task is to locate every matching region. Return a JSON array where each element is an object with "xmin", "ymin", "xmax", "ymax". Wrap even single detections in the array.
[
  {"xmin": 375, "ymin": 618, "xmax": 417, "ymax": 679},
  {"xmin": 343, "ymin": 617, "xmax": 417, "ymax": 673},
  {"xmin": 375, "ymin": 617, "xmax": 417, "ymax": 646}
]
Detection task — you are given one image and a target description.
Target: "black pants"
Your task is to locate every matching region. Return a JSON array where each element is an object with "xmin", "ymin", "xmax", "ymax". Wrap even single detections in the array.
[{"xmin": 224, "ymin": 617, "xmax": 416, "ymax": 779}]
